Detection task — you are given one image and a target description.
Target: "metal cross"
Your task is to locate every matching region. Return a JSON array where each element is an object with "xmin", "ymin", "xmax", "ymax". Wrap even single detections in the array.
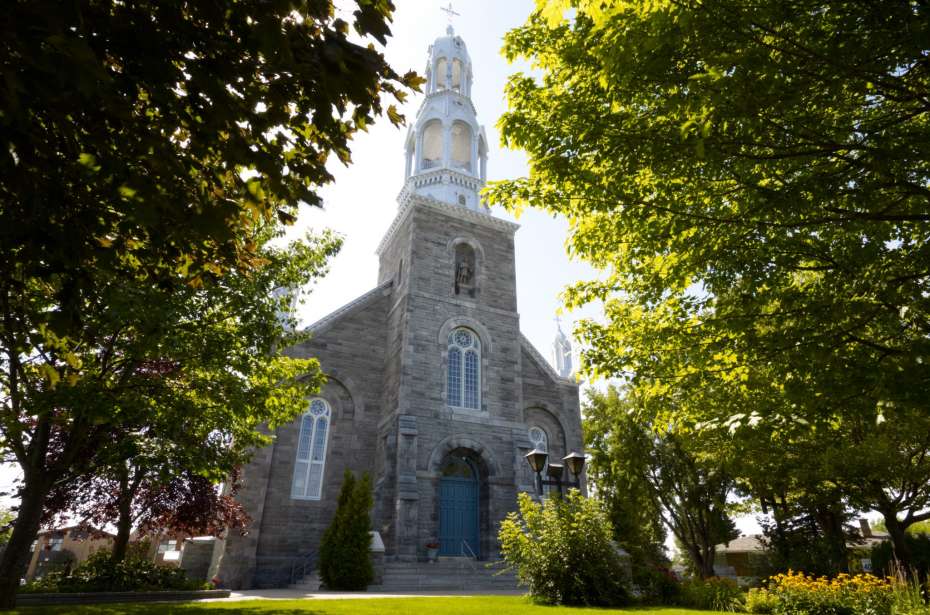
[{"xmin": 440, "ymin": 2, "xmax": 460, "ymax": 24}]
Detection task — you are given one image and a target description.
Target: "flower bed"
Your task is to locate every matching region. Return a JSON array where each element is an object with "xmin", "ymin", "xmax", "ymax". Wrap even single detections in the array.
[{"xmin": 746, "ymin": 571, "xmax": 894, "ymax": 615}]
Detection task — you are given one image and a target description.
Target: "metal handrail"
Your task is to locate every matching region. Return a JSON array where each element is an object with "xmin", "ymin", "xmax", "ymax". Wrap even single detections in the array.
[
  {"xmin": 288, "ymin": 550, "xmax": 316, "ymax": 585},
  {"xmin": 461, "ymin": 540, "xmax": 478, "ymax": 572}
]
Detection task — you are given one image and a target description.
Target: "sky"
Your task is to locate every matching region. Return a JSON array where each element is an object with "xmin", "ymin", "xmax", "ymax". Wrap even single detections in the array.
[{"xmin": 0, "ymin": 0, "xmax": 784, "ymax": 545}]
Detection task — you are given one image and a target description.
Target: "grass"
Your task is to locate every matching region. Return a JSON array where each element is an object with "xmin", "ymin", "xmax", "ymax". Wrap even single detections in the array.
[{"xmin": 12, "ymin": 596, "xmax": 727, "ymax": 615}]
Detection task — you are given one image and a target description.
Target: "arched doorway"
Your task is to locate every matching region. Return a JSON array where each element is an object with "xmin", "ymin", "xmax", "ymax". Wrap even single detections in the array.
[{"xmin": 438, "ymin": 455, "xmax": 479, "ymax": 557}]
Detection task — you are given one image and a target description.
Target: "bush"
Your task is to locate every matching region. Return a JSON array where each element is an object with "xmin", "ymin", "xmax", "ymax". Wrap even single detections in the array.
[
  {"xmin": 678, "ymin": 576, "xmax": 744, "ymax": 611},
  {"xmin": 746, "ymin": 587, "xmax": 780, "ymax": 614},
  {"xmin": 746, "ymin": 571, "xmax": 894, "ymax": 615},
  {"xmin": 633, "ymin": 565, "xmax": 682, "ymax": 605},
  {"xmin": 20, "ymin": 550, "xmax": 202, "ymax": 593},
  {"xmin": 319, "ymin": 471, "xmax": 373, "ymax": 591},
  {"xmin": 499, "ymin": 490, "xmax": 630, "ymax": 607},
  {"xmin": 872, "ymin": 535, "xmax": 930, "ymax": 578}
]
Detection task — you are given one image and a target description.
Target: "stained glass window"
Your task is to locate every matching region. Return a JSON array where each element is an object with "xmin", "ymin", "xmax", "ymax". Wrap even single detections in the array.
[
  {"xmin": 291, "ymin": 398, "xmax": 331, "ymax": 500},
  {"xmin": 448, "ymin": 327, "xmax": 480, "ymax": 410}
]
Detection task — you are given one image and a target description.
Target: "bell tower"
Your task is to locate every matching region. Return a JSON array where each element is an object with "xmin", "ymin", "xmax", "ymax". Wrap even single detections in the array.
[{"xmin": 399, "ymin": 25, "xmax": 489, "ymax": 212}]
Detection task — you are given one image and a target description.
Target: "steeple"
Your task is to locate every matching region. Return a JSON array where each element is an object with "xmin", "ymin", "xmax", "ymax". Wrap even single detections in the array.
[
  {"xmin": 552, "ymin": 318, "xmax": 574, "ymax": 378},
  {"xmin": 399, "ymin": 26, "xmax": 489, "ymax": 212}
]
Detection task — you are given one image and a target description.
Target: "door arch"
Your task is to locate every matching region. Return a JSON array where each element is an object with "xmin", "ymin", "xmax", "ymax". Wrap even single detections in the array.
[{"xmin": 438, "ymin": 455, "xmax": 479, "ymax": 557}]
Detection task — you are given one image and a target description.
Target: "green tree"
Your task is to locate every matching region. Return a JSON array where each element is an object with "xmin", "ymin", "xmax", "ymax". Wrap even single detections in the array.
[
  {"xmin": 489, "ymin": 0, "xmax": 930, "ymax": 569},
  {"xmin": 584, "ymin": 388, "xmax": 667, "ymax": 568},
  {"xmin": 499, "ymin": 490, "xmax": 629, "ymax": 606},
  {"xmin": 0, "ymin": 1, "xmax": 418, "ymax": 606},
  {"xmin": 585, "ymin": 386, "xmax": 737, "ymax": 580},
  {"xmin": 0, "ymin": 509, "xmax": 13, "ymax": 547},
  {"xmin": 319, "ymin": 471, "xmax": 374, "ymax": 591}
]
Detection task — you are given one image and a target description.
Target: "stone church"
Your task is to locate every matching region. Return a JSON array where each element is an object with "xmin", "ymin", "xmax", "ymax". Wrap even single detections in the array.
[{"xmin": 214, "ymin": 26, "xmax": 583, "ymax": 589}]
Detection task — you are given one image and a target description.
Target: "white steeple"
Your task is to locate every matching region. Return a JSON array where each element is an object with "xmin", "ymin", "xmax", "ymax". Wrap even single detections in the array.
[
  {"xmin": 552, "ymin": 318, "xmax": 574, "ymax": 378},
  {"xmin": 399, "ymin": 25, "xmax": 489, "ymax": 212}
]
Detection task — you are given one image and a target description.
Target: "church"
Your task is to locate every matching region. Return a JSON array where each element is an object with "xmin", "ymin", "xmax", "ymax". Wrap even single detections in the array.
[{"xmin": 214, "ymin": 26, "xmax": 583, "ymax": 590}]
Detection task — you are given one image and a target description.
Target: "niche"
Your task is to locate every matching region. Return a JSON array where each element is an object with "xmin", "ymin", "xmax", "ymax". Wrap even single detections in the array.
[{"xmin": 454, "ymin": 243, "xmax": 477, "ymax": 298}]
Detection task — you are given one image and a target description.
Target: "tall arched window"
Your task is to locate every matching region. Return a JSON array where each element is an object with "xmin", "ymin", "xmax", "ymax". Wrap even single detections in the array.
[
  {"xmin": 291, "ymin": 398, "xmax": 331, "ymax": 500},
  {"xmin": 447, "ymin": 327, "xmax": 480, "ymax": 409},
  {"xmin": 451, "ymin": 59, "xmax": 464, "ymax": 91},
  {"xmin": 451, "ymin": 122, "xmax": 472, "ymax": 172},
  {"xmin": 421, "ymin": 121, "xmax": 442, "ymax": 170},
  {"xmin": 435, "ymin": 57, "xmax": 448, "ymax": 90},
  {"xmin": 528, "ymin": 426, "xmax": 550, "ymax": 494}
]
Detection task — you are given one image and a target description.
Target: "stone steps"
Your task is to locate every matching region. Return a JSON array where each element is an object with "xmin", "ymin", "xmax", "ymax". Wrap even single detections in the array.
[{"xmin": 290, "ymin": 559, "xmax": 520, "ymax": 593}]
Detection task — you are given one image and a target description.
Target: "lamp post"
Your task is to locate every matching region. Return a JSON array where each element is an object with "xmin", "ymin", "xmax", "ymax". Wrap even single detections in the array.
[{"xmin": 523, "ymin": 449, "xmax": 586, "ymax": 496}]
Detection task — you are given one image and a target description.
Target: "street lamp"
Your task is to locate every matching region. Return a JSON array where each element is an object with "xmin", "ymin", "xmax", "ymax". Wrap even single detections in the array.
[{"xmin": 523, "ymin": 449, "xmax": 586, "ymax": 496}]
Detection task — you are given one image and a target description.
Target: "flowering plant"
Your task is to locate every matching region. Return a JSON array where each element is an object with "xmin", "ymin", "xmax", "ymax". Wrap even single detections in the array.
[
  {"xmin": 746, "ymin": 571, "xmax": 894, "ymax": 615},
  {"xmin": 425, "ymin": 541, "xmax": 439, "ymax": 549}
]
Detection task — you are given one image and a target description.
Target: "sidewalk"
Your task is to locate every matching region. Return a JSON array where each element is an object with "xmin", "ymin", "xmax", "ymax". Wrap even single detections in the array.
[{"xmin": 204, "ymin": 589, "xmax": 525, "ymax": 601}]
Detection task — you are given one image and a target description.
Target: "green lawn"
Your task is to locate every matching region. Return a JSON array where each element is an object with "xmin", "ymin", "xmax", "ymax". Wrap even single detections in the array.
[{"xmin": 12, "ymin": 596, "xmax": 726, "ymax": 615}]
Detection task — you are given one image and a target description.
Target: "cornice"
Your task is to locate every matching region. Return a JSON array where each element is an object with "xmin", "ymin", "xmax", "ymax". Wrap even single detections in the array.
[{"xmin": 376, "ymin": 195, "xmax": 519, "ymax": 256}]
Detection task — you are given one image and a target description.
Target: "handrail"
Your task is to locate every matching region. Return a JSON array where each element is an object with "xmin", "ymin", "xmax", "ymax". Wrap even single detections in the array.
[
  {"xmin": 460, "ymin": 540, "xmax": 478, "ymax": 572},
  {"xmin": 288, "ymin": 550, "xmax": 316, "ymax": 586}
]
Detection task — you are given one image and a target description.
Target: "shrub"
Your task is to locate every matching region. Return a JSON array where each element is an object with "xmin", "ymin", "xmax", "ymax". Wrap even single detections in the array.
[
  {"xmin": 747, "ymin": 571, "xmax": 894, "ymax": 615},
  {"xmin": 871, "ymin": 535, "xmax": 930, "ymax": 578},
  {"xmin": 678, "ymin": 576, "xmax": 744, "ymax": 611},
  {"xmin": 318, "ymin": 471, "xmax": 373, "ymax": 591},
  {"xmin": 746, "ymin": 587, "xmax": 780, "ymax": 614},
  {"xmin": 498, "ymin": 490, "xmax": 630, "ymax": 607},
  {"xmin": 633, "ymin": 565, "xmax": 682, "ymax": 605},
  {"xmin": 20, "ymin": 550, "xmax": 201, "ymax": 593}
]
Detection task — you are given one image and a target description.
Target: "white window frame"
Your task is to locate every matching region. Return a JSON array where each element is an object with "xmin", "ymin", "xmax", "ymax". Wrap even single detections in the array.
[
  {"xmin": 447, "ymin": 328, "xmax": 481, "ymax": 410},
  {"xmin": 291, "ymin": 398, "xmax": 332, "ymax": 501}
]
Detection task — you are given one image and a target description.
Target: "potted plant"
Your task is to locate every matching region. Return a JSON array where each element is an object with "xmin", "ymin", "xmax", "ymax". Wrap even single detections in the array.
[{"xmin": 425, "ymin": 540, "xmax": 440, "ymax": 562}]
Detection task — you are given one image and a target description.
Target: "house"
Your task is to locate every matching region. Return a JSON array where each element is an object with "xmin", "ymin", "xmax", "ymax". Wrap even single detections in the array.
[
  {"xmin": 210, "ymin": 25, "xmax": 585, "ymax": 590},
  {"xmin": 714, "ymin": 519, "xmax": 891, "ymax": 581},
  {"xmin": 24, "ymin": 526, "xmax": 114, "ymax": 581}
]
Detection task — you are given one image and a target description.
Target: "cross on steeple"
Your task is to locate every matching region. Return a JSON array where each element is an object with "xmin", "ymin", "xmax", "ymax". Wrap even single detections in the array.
[{"xmin": 441, "ymin": 2, "xmax": 460, "ymax": 24}]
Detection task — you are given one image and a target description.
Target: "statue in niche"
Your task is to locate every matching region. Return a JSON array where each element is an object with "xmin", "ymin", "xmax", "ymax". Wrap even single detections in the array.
[{"xmin": 454, "ymin": 244, "xmax": 477, "ymax": 297}]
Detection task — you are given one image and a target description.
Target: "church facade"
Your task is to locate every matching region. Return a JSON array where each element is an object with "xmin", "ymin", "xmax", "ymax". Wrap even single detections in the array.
[{"xmin": 214, "ymin": 27, "xmax": 583, "ymax": 589}]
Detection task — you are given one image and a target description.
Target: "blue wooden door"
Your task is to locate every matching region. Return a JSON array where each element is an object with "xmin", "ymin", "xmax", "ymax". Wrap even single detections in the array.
[{"xmin": 439, "ymin": 475, "xmax": 479, "ymax": 556}]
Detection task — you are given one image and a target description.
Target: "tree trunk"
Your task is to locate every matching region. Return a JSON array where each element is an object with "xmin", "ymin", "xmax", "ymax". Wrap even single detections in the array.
[
  {"xmin": 882, "ymin": 512, "xmax": 913, "ymax": 571},
  {"xmin": 110, "ymin": 471, "xmax": 133, "ymax": 563},
  {"xmin": 0, "ymin": 481, "xmax": 49, "ymax": 610}
]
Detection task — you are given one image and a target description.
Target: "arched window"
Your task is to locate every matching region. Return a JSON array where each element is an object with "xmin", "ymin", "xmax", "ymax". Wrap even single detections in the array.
[
  {"xmin": 447, "ymin": 327, "xmax": 480, "ymax": 410},
  {"xmin": 528, "ymin": 426, "xmax": 550, "ymax": 494},
  {"xmin": 421, "ymin": 121, "xmax": 442, "ymax": 170},
  {"xmin": 451, "ymin": 59, "xmax": 464, "ymax": 91},
  {"xmin": 451, "ymin": 122, "xmax": 471, "ymax": 172},
  {"xmin": 291, "ymin": 398, "xmax": 331, "ymax": 500},
  {"xmin": 435, "ymin": 57, "xmax": 448, "ymax": 90}
]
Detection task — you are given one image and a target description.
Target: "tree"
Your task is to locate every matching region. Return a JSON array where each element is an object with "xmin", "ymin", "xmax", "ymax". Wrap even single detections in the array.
[
  {"xmin": 319, "ymin": 471, "xmax": 373, "ymax": 591},
  {"xmin": 584, "ymin": 388, "xmax": 667, "ymax": 569},
  {"xmin": 584, "ymin": 387, "xmax": 737, "ymax": 580},
  {"xmin": 489, "ymin": 0, "xmax": 930, "ymax": 570},
  {"xmin": 0, "ymin": 1, "xmax": 420, "ymax": 606},
  {"xmin": 0, "ymin": 509, "xmax": 13, "ymax": 547}
]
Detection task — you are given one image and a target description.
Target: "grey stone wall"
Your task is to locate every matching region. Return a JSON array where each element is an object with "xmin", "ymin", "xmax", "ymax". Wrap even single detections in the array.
[{"xmin": 218, "ymin": 197, "xmax": 582, "ymax": 587}]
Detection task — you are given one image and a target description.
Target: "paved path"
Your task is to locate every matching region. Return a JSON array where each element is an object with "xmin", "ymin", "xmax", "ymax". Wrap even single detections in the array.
[{"xmin": 204, "ymin": 589, "xmax": 525, "ymax": 602}]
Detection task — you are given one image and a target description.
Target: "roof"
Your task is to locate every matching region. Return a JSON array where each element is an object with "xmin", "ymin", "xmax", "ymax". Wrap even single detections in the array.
[
  {"xmin": 717, "ymin": 532, "xmax": 891, "ymax": 554},
  {"xmin": 717, "ymin": 535, "xmax": 766, "ymax": 553},
  {"xmin": 303, "ymin": 280, "xmax": 393, "ymax": 335}
]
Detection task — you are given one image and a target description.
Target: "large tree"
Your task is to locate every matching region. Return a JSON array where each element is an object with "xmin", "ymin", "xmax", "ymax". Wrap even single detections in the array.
[
  {"xmin": 0, "ymin": 1, "xmax": 418, "ymax": 607},
  {"xmin": 490, "ymin": 0, "xmax": 930, "ymax": 568},
  {"xmin": 585, "ymin": 387, "xmax": 737, "ymax": 579}
]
